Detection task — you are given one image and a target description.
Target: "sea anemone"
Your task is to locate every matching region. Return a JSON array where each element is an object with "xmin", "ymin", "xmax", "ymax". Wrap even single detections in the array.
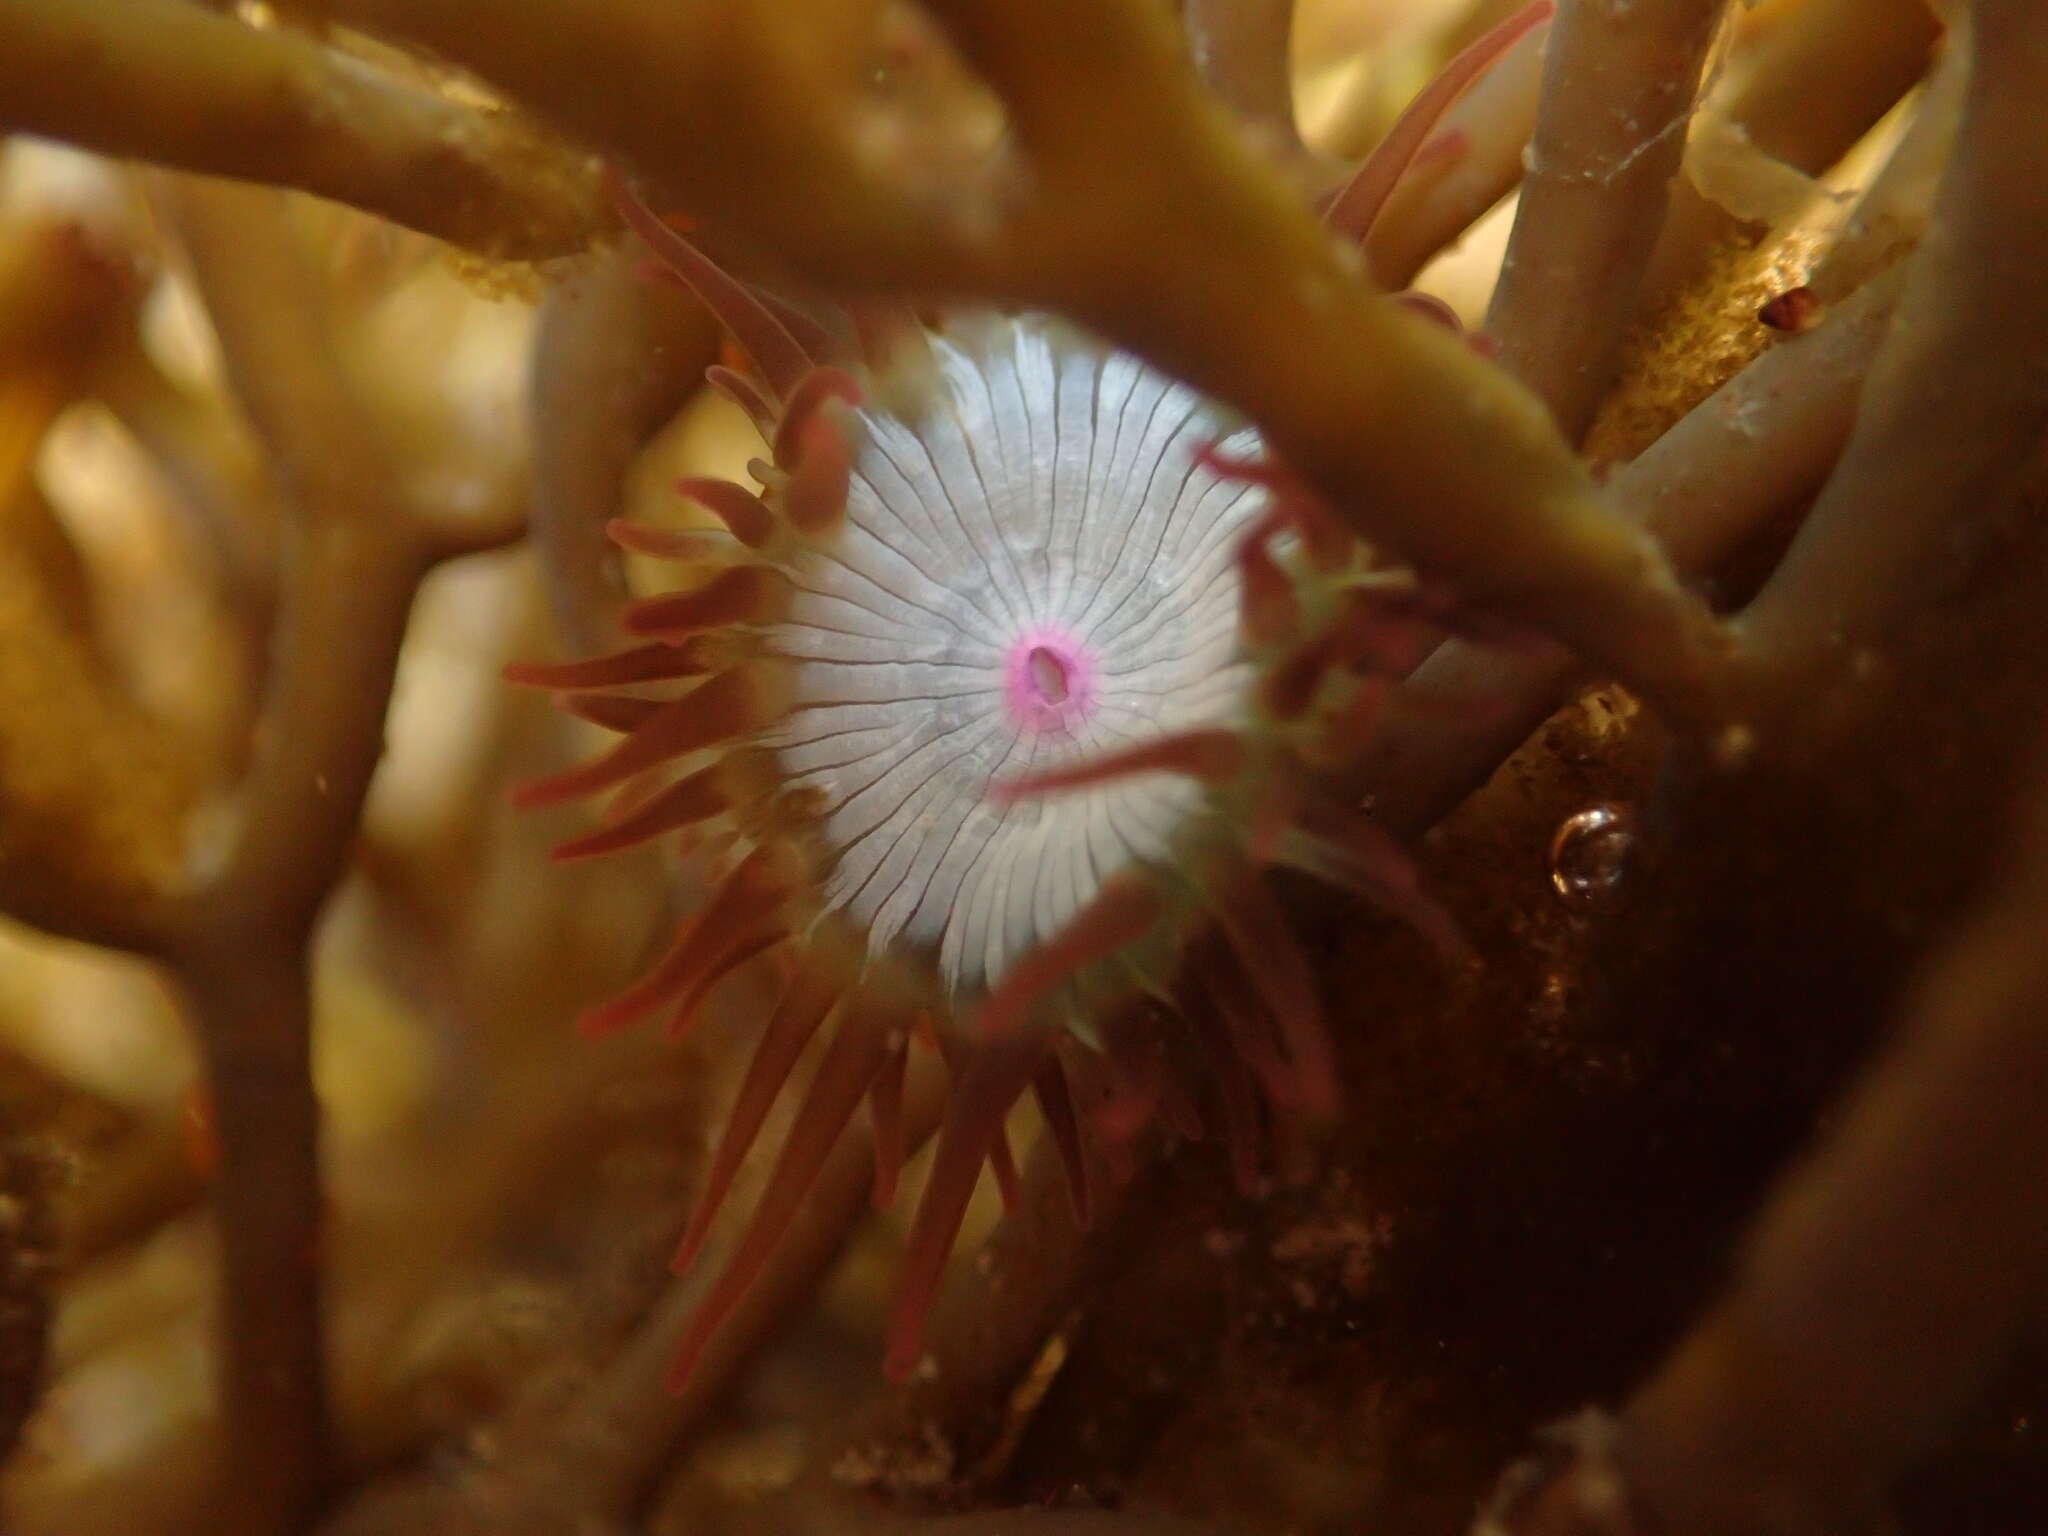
[{"xmin": 512, "ymin": 8, "xmax": 1543, "ymax": 1388}]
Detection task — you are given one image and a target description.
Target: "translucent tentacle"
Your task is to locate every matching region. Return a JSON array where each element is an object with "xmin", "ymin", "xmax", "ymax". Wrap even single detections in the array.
[
  {"xmin": 611, "ymin": 172, "xmax": 814, "ymax": 398},
  {"xmin": 604, "ymin": 521, "xmax": 726, "ymax": 562},
  {"xmin": 706, "ymin": 363, "xmax": 776, "ymax": 428},
  {"xmin": 987, "ymin": 1128, "xmax": 1024, "ymax": 1216},
  {"xmin": 1192, "ymin": 940, "xmax": 1297, "ymax": 1110},
  {"xmin": 675, "ymin": 478, "xmax": 775, "ymax": 548},
  {"xmin": 747, "ymin": 282, "xmax": 840, "ymax": 362},
  {"xmin": 560, "ymin": 693, "xmax": 663, "ymax": 733},
  {"xmin": 1185, "ymin": 989, "xmax": 1266, "ymax": 1196},
  {"xmin": 1281, "ymin": 801, "xmax": 1476, "ymax": 966}
]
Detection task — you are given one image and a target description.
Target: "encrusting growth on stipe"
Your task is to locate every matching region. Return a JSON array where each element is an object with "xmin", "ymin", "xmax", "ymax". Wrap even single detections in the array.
[{"xmin": 512, "ymin": 6, "xmax": 1546, "ymax": 1389}]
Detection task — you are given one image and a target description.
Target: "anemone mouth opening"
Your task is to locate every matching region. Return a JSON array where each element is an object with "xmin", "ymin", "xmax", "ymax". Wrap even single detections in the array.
[
  {"xmin": 1003, "ymin": 626, "xmax": 1097, "ymax": 737},
  {"xmin": 1027, "ymin": 645, "xmax": 1070, "ymax": 705}
]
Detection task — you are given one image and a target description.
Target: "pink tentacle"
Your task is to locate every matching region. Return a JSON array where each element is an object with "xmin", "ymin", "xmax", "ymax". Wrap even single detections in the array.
[
  {"xmin": 622, "ymin": 564, "xmax": 785, "ymax": 638},
  {"xmin": 770, "ymin": 367, "xmax": 863, "ymax": 470},
  {"xmin": 504, "ymin": 640, "xmax": 713, "ymax": 690},
  {"xmin": 1323, "ymin": 0, "xmax": 1555, "ymax": 242},
  {"xmin": 666, "ymin": 930, "xmax": 789, "ymax": 1042},
  {"xmin": 979, "ymin": 875, "xmax": 1163, "ymax": 1041},
  {"xmin": 991, "ymin": 730, "xmax": 1246, "ymax": 801},
  {"xmin": 610, "ymin": 170, "xmax": 815, "ymax": 400}
]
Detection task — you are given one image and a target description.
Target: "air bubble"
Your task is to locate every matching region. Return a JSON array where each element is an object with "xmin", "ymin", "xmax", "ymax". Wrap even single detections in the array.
[{"xmin": 1549, "ymin": 805, "xmax": 1637, "ymax": 906}]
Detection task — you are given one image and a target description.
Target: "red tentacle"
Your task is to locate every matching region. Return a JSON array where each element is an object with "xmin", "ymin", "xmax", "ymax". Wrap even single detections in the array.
[
  {"xmin": 509, "ymin": 666, "xmax": 781, "ymax": 808},
  {"xmin": 884, "ymin": 1018, "xmax": 1056, "ymax": 1383},
  {"xmin": 1210, "ymin": 879, "xmax": 1341, "ymax": 1120},
  {"xmin": 575, "ymin": 845, "xmax": 796, "ymax": 1038},
  {"xmin": 1032, "ymin": 1054, "xmax": 1091, "ymax": 1230},
  {"xmin": 548, "ymin": 764, "xmax": 727, "ymax": 862},
  {"xmin": 671, "ymin": 966, "xmax": 843, "ymax": 1277},
  {"xmin": 505, "ymin": 640, "xmax": 714, "ymax": 690},
  {"xmin": 868, "ymin": 1030, "xmax": 910, "ymax": 1209},
  {"xmin": 667, "ymin": 1008, "xmax": 894, "ymax": 1390}
]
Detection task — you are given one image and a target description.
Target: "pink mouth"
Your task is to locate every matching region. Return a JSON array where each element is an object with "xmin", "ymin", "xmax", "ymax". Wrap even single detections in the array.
[{"xmin": 1003, "ymin": 625, "xmax": 1096, "ymax": 736}]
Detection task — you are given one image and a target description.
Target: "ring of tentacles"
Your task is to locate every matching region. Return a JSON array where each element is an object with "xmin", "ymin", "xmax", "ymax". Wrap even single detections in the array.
[{"xmin": 512, "ymin": 7, "xmax": 1542, "ymax": 1386}]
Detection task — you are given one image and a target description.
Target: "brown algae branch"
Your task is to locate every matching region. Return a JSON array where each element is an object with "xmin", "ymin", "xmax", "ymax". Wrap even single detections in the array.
[
  {"xmin": 1806, "ymin": 32, "xmax": 1964, "ymax": 305},
  {"xmin": 1738, "ymin": 0, "xmax": 2048, "ymax": 698},
  {"xmin": 1496, "ymin": 729, "xmax": 2048, "ymax": 1536},
  {"xmin": 1356, "ymin": 261, "xmax": 1909, "ymax": 836},
  {"xmin": 530, "ymin": 243, "xmax": 720, "ymax": 655},
  {"xmin": 147, "ymin": 175, "xmax": 413, "ymax": 1535},
  {"xmin": 1185, "ymin": 0, "xmax": 1306, "ymax": 163},
  {"xmin": 1487, "ymin": 0, "xmax": 1729, "ymax": 442},
  {"xmin": 0, "ymin": 221, "xmax": 194, "ymax": 952},
  {"xmin": 1707, "ymin": 0, "xmax": 1942, "ymax": 193},
  {"xmin": 1638, "ymin": 0, "xmax": 1943, "ymax": 317},
  {"xmin": 325, "ymin": 1060, "xmax": 949, "ymax": 1533},
  {"xmin": 286, "ymin": 0, "xmax": 1735, "ymax": 730},
  {"xmin": 131, "ymin": 175, "xmax": 528, "ymax": 1535},
  {"xmin": 0, "ymin": 0, "xmax": 606, "ymax": 262}
]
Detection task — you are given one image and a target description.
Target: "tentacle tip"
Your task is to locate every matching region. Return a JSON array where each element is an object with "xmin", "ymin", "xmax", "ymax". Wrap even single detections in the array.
[
  {"xmin": 1296, "ymin": 1077, "xmax": 1343, "ymax": 1124},
  {"xmin": 663, "ymin": 1341, "xmax": 709, "ymax": 1397},
  {"xmin": 670, "ymin": 1229, "xmax": 710, "ymax": 1277},
  {"xmin": 881, "ymin": 1341, "xmax": 927, "ymax": 1387},
  {"xmin": 574, "ymin": 1003, "xmax": 635, "ymax": 1041},
  {"xmin": 508, "ymin": 778, "xmax": 574, "ymax": 811}
]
